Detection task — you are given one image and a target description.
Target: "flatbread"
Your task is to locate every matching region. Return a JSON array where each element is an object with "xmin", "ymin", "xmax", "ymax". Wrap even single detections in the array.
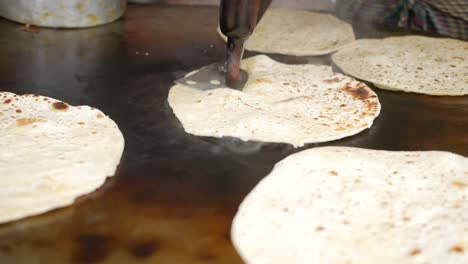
[
  {"xmin": 168, "ymin": 55, "xmax": 380, "ymax": 147},
  {"xmin": 0, "ymin": 92, "xmax": 124, "ymax": 223},
  {"xmin": 217, "ymin": 9, "xmax": 355, "ymax": 56},
  {"xmin": 332, "ymin": 36, "xmax": 468, "ymax": 96},
  {"xmin": 232, "ymin": 147, "xmax": 468, "ymax": 264}
]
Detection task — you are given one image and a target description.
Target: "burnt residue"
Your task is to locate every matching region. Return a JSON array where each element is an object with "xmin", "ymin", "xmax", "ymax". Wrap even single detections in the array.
[
  {"xmin": 449, "ymin": 245, "xmax": 465, "ymax": 254},
  {"xmin": 366, "ymin": 101, "xmax": 379, "ymax": 110},
  {"xmin": 254, "ymin": 78, "xmax": 273, "ymax": 84},
  {"xmin": 23, "ymin": 24, "xmax": 39, "ymax": 34},
  {"xmin": 277, "ymin": 95, "xmax": 313, "ymax": 104},
  {"xmin": 30, "ymin": 239, "xmax": 50, "ymax": 248},
  {"xmin": 409, "ymin": 249, "xmax": 422, "ymax": 256},
  {"xmin": 343, "ymin": 83, "xmax": 370, "ymax": 100},
  {"xmin": 0, "ymin": 244, "xmax": 14, "ymax": 254},
  {"xmin": 16, "ymin": 118, "xmax": 43, "ymax": 126},
  {"xmin": 221, "ymin": 231, "xmax": 231, "ymax": 242},
  {"xmin": 72, "ymin": 234, "xmax": 114, "ymax": 263},
  {"xmin": 452, "ymin": 181, "xmax": 467, "ymax": 189},
  {"xmin": 3, "ymin": 99, "xmax": 11, "ymax": 104},
  {"xmin": 52, "ymin": 102, "xmax": 69, "ymax": 111},
  {"xmin": 315, "ymin": 226, "xmax": 325, "ymax": 232},
  {"xmin": 198, "ymin": 251, "xmax": 217, "ymax": 261},
  {"xmin": 130, "ymin": 239, "xmax": 159, "ymax": 259}
]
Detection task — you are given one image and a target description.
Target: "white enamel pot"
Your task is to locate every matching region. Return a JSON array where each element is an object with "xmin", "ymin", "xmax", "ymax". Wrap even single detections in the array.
[{"xmin": 0, "ymin": 0, "xmax": 126, "ymax": 28}]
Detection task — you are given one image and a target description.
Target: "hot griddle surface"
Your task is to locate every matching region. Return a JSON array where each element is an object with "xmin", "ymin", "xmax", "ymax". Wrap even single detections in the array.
[{"xmin": 0, "ymin": 5, "xmax": 467, "ymax": 264}]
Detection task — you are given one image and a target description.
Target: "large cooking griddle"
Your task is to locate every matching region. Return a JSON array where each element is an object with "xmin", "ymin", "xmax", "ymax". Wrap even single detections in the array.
[{"xmin": 0, "ymin": 5, "xmax": 466, "ymax": 264}]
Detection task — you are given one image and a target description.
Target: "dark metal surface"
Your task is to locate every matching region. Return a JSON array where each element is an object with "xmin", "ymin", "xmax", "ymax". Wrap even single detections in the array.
[{"xmin": 0, "ymin": 5, "xmax": 467, "ymax": 264}]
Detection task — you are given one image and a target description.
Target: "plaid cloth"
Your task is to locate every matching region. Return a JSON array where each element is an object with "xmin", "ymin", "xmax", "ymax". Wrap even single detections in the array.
[
  {"xmin": 426, "ymin": 0, "xmax": 467, "ymax": 21},
  {"xmin": 336, "ymin": 0, "xmax": 468, "ymax": 40}
]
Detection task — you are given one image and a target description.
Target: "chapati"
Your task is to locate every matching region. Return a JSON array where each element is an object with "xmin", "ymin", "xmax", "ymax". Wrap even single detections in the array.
[
  {"xmin": 332, "ymin": 36, "xmax": 468, "ymax": 96},
  {"xmin": 232, "ymin": 147, "xmax": 468, "ymax": 264},
  {"xmin": 0, "ymin": 92, "xmax": 124, "ymax": 223},
  {"xmin": 168, "ymin": 55, "xmax": 380, "ymax": 147},
  {"xmin": 217, "ymin": 9, "xmax": 355, "ymax": 56}
]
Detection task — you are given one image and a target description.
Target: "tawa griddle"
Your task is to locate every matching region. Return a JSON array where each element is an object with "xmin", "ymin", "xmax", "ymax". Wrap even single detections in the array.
[{"xmin": 0, "ymin": 5, "xmax": 467, "ymax": 264}]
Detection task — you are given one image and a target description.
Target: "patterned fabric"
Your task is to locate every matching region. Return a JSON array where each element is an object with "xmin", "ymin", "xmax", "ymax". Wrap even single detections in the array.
[
  {"xmin": 425, "ymin": 0, "xmax": 467, "ymax": 21},
  {"xmin": 336, "ymin": 0, "xmax": 468, "ymax": 40}
]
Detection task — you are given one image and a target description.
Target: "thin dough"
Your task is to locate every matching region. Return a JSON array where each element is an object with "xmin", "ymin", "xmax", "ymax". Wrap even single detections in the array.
[
  {"xmin": 217, "ymin": 9, "xmax": 355, "ymax": 56},
  {"xmin": 332, "ymin": 36, "xmax": 468, "ymax": 96},
  {"xmin": 168, "ymin": 55, "xmax": 380, "ymax": 147},
  {"xmin": 0, "ymin": 92, "xmax": 124, "ymax": 223},
  {"xmin": 232, "ymin": 147, "xmax": 468, "ymax": 264}
]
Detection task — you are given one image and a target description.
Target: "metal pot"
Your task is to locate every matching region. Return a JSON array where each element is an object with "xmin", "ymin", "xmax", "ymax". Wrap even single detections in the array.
[{"xmin": 0, "ymin": 0, "xmax": 126, "ymax": 28}]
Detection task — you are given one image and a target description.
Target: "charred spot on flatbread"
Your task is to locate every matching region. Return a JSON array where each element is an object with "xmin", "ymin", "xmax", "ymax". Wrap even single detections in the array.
[{"xmin": 52, "ymin": 102, "xmax": 70, "ymax": 111}]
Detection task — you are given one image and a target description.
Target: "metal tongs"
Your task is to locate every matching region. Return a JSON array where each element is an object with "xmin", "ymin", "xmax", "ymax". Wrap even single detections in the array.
[{"xmin": 175, "ymin": 0, "xmax": 267, "ymax": 90}]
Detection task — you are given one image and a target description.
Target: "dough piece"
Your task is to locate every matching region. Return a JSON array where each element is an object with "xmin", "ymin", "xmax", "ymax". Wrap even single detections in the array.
[
  {"xmin": 0, "ymin": 92, "xmax": 124, "ymax": 223},
  {"xmin": 217, "ymin": 9, "xmax": 355, "ymax": 56},
  {"xmin": 232, "ymin": 147, "xmax": 468, "ymax": 264},
  {"xmin": 332, "ymin": 36, "xmax": 468, "ymax": 96},
  {"xmin": 168, "ymin": 55, "xmax": 380, "ymax": 147}
]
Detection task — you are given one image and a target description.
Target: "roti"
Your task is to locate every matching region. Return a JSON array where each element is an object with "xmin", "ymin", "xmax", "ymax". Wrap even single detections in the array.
[
  {"xmin": 217, "ymin": 9, "xmax": 355, "ymax": 56},
  {"xmin": 332, "ymin": 36, "xmax": 468, "ymax": 96},
  {"xmin": 0, "ymin": 92, "xmax": 124, "ymax": 223},
  {"xmin": 232, "ymin": 147, "xmax": 468, "ymax": 264},
  {"xmin": 168, "ymin": 55, "xmax": 380, "ymax": 147}
]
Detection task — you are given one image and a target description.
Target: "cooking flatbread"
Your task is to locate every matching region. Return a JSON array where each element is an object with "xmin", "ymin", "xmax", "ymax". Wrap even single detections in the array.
[
  {"xmin": 332, "ymin": 36, "xmax": 468, "ymax": 96},
  {"xmin": 217, "ymin": 9, "xmax": 355, "ymax": 56},
  {"xmin": 0, "ymin": 92, "xmax": 124, "ymax": 223},
  {"xmin": 232, "ymin": 147, "xmax": 468, "ymax": 264},
  {"xmin": 168, "ymin": 55, "xmax": 380, "ymax": 147}
]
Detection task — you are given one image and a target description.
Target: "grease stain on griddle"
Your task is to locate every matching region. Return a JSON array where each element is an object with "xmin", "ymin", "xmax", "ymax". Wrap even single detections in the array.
[
  {"xmin": 198, "ymin": 251, "xmax": 217, "ymax": 261},
  {"xmin": 72, "ymin": 233, "xmax": 114, "ymax": 263},
  {"xmin": 220, "ymin": 230, "xmax": 231, "ymax": 242},
  {"xmin": 31, "ymin": 239, "xmax": 50, "ymax": 248},
  {"xmin": 0, "ymin": 244, "xmax": 14, "ymax": 254},
  {"xmin": 130, "ymin": 239, "xmax": 159, "ymax": 259}
]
